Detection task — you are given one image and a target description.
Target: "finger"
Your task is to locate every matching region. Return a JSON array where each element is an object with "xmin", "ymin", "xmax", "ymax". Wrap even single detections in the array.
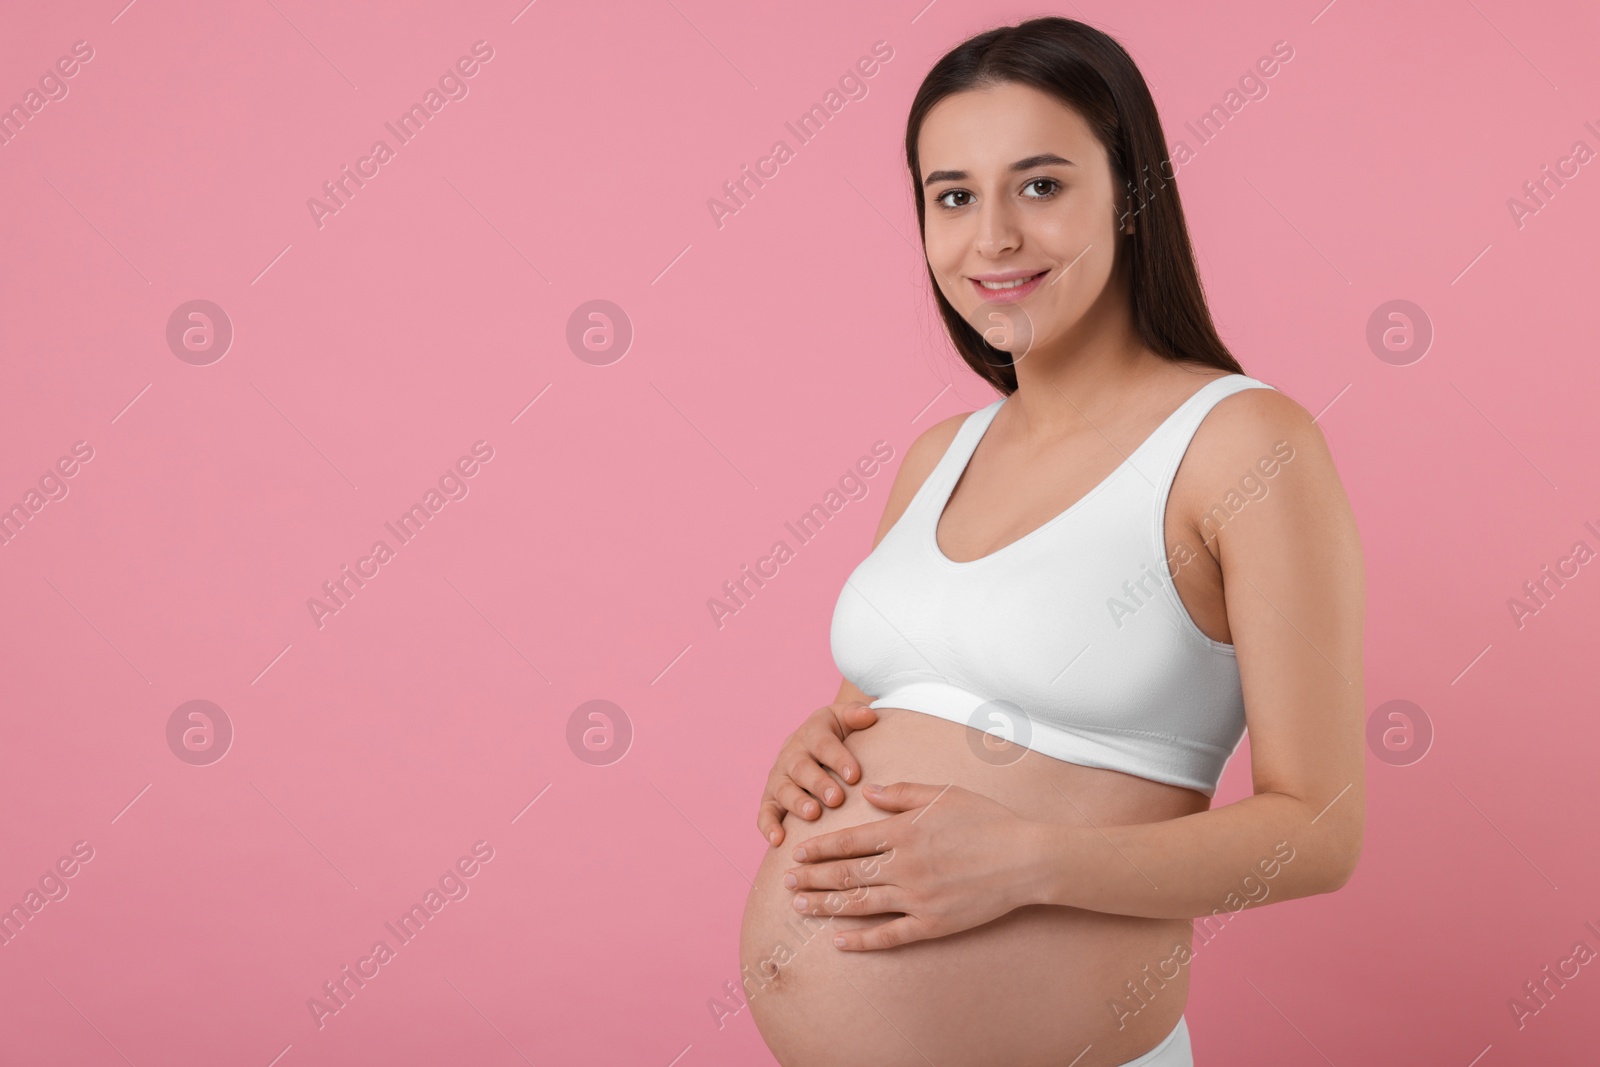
[
  {"xmin": 787, "ymin": 753, "xmax": 846, "ymax": 809},
  {"xmin": 792, "ymin": 884, "xmax": 903, "ymax": 920},
  {"xmin": 862, "ymin": 781, "xmax": 951, "ymax": 812},
  {"xmin": 757, "ymin": 799, "xmax": 785, "ymax": 846},
  {"xmin": 832, "ymin": 915, "xmax": 928, "ymax": 951},
  {"xmin": 786, "ymin": 855, "xmax": 890, "ymax": 893},
  {"xmin": 835, "ymin": 702, "xmax": 879, "ymax": 735},
  {"xmin": 792, "ymin": 825, "xmax": 888, "ymax": 864},
  {"xmin": 774, "ymin": 778, "xmax": 825, "ymax": 820},
  {"xmin": 807, "ymin": 732, "xmax": 861, "ymax": 786}
]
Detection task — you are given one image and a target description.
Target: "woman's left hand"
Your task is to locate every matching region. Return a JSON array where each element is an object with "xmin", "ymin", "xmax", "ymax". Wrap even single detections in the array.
[{"xmin": 783, "ymin": 781, "xmax": 1045, "ymax": 951}]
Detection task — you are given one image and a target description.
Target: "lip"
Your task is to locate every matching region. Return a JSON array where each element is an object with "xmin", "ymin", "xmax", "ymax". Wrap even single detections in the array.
[{"xmin": 969, "ymin": 269, "xmax": 1049, "ymax": 303}]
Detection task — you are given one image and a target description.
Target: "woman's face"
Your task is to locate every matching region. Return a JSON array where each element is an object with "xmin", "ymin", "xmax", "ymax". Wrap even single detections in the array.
[{"xmin": 917, "ymin": 81, "xmax": 1128, "ymax": 359}]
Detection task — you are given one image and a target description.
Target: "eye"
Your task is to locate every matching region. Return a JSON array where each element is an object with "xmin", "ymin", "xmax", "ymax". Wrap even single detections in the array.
[{"xmin": 931, "ymin": 178, "xmax": 1061, "ymax": 212}]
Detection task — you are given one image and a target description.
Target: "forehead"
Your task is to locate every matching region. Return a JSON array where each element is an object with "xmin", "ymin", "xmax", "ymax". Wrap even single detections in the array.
[{"xmin": 918, "ymin": 82, "xmax": 1102, "ymax": 172}]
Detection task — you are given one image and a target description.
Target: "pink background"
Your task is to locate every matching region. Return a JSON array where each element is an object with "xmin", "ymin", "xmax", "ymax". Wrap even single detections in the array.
[{"xmin": 2, "ymin": 0, "xmax": 1598, "ymax": 1063}]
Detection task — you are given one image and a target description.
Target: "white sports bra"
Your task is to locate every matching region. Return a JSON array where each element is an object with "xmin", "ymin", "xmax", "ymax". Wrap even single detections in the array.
[{"xmin": 829, "ymin": 373, "xmax": 1278, "ymax": 797}]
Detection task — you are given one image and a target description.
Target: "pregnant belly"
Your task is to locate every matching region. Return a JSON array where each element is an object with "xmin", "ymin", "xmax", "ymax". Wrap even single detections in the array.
[{"xmin": 739, "ymin": 706, "xmax": 1211, "ymax": 1067}]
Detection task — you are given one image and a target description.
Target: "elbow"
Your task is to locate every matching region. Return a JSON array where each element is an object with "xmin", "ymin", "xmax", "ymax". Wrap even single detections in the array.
[
  {"xmin": 1323, "ymin": 846, "xmax": 1361, "ymax": 893},
  {"xmin": 1323, "ymin": 822, "xmax": 1365, "ymax": 893},
  {"xmin": 1294, "ymin": 796, "xmax": 1363, "ymax": 894}
]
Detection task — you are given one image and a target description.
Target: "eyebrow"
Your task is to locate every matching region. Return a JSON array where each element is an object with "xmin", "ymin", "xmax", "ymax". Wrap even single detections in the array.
[{"xmin": 922, "ymin": 153, "xmax": 1075, "ymax": 188}]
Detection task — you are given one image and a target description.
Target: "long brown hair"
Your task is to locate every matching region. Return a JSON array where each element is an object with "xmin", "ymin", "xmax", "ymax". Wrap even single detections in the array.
[{"xmin": 905, "ymin": 16, "xmax": 1244, "ymax": 395}]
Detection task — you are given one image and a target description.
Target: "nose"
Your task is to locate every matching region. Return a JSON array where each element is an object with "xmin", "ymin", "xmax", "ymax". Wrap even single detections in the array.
[{"xmin": 974, "ymin": 198, "xmax": 1021, "ymax": 258}]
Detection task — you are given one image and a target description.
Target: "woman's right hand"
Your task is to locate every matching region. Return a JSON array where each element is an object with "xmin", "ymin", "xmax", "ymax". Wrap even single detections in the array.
[{"xmin": 757, "ymin": 700, "xmax": 880, "ymax": 847}]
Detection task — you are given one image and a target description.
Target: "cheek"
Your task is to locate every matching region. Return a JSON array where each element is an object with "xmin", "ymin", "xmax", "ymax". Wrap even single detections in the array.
[
  {"xmin": 921, "ymin": 225, "xmax": 964, "ymax": 276},
  {"xmin": 925, "ymin": 253, "xmax": 974, "ymax": 310},
  {"xmin": 1037, "ymin": 209, "xmax": 1104, "ymax": 258},
  {"xmin": 1028, "ymin": 251, "xmax": 1115, "ymax": 336},
  {"xmin": 1048, "ymin": 218, "xmax": 1117, "ymax": 285}
]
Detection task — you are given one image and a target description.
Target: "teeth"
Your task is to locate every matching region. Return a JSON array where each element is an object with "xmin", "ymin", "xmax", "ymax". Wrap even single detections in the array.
[{"xmin": 979, "ymin": 273, "xmax": 1042, "ymax": 290}]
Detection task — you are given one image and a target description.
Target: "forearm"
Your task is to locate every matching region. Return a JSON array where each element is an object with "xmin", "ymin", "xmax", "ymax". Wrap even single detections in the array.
[{"xmin": 1022, "ymin": 787, "xmax": 1359, "ymax": 919}]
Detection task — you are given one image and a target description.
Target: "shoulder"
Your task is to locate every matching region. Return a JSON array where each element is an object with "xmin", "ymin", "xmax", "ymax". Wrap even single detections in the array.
[
  {"xmin": 1175, "ymin": 378, "xmax": 1359, "ymax": 562},
  {"xmin": 1196, "ymin": 380, "xmax": 1320, "ymax": 455},
  {"xmin": 906, "ymin": 406, "xmax": 979, "ymax": 475},
  {"xmin": 1160, "ymin": 368, "xmax": 1323, "ymax": 498},
  {"xmin": 867, "ymin": 400, "xmax": 991, "ymax": 548}
]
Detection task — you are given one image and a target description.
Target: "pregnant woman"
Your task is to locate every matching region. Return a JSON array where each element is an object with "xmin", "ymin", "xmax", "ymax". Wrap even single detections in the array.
[{"xmin": 739, "ymin": 17, "xmax": 1366, "ymax": 1067}]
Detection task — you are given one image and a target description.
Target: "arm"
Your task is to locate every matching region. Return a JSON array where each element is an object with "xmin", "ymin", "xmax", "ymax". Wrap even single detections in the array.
[
  {"xmin": 755, "ymin": 411, "xmax": 968, "ymax": 842},
  {"xmin": 785, "ymin": 388, "xmax": 1366, "ymax": 949},
  {"xmin": 1022, "ymin": 388, "xmax": 1366, "ymax": 918},
  {"xmin": 823, "ymin": 410, "xmax": 968, "ymax": 711}
]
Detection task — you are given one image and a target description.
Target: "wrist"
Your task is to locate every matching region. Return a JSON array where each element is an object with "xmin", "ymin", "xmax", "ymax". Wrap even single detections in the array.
[{"xmin": 1016, "ymin": 819, "xmax": 1071, "ymax": 909}]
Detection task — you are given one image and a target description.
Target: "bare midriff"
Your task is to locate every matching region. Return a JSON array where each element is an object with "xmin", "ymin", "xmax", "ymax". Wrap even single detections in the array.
[{"xmin": 739, "ymin": 705, "xmax": 1211, "ymax": 1067}]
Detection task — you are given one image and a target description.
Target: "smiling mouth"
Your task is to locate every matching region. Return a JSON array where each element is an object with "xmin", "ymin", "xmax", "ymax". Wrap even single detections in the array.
[
  {"xmin": 968, "ymin": 270, "xmax": 1050, "ymax": 302},
  {"xmin": 974, "ymin": 271, "xmax": 1048, "ymax": 291}
]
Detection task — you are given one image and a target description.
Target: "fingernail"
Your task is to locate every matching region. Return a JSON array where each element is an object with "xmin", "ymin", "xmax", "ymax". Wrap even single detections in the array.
[
  {"xmin": 793, "ymin": 895, "xmax": 807, "ymax": 911},
  {"xmin": 825, "ymin": 788, "xmax": 839, "ymax": 803},
  {"xmin": 783, "ymin": 873, "xmax": 797, "ymax": 888},
  {"xmin": 864, "ymin": 783, "xmax": 882, "ymax": 793},
  {"xmin": 793, "ymin": 847, "xmax": 808, "ymax": 862},
  {"xmin": 833, "ymin": 936, "xmax": 847, "ymax": 948},
  {"xmin": 768, "ymin": 830, "xmax": 779, "ymax": 845}
]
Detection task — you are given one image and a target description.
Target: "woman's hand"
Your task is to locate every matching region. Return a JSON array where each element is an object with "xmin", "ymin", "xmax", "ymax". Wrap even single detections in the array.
[
  {"xmin": 782, "ymin": 781, "xmax": 1045, "ymax": 951},
  {"xmin": 757, "ymin": 700, "xmax": 880, "ymax": 847}
]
